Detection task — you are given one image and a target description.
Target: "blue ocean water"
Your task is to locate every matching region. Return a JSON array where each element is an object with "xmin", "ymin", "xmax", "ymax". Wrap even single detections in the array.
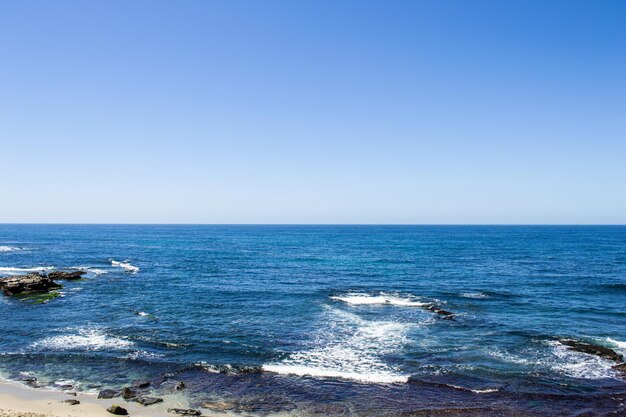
[{"xmin": 1, "ymin": 225, "xmax": 625, "ymax": 415}]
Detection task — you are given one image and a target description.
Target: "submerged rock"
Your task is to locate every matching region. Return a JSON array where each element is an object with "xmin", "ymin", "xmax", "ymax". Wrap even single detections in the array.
[
  {"xmin": 131, "ymin": 379, "xmax": 151, "ymax": 388},
  {"xmin": 107, "ymin": 405, "xmax": 129, "ymax": 415},
  {"xmin": 48, "ymin": 270, "xmax": 86, "ymax": 280},
  {"xmin": 559, "ymin": 338, "xmax": 624, "ymax": 362},
  {"xmin": 613, "ymin": 363, "xmax": 626, "ymax": 376},
  {"xmin": 201, "ymin": 401, "xmax": 236, "ymax": 411},
  {"xmin": 175, "ymin": 381, "xmax": 186, "ymax": 390},
  {"xmin": 15, "ymin": 374, "xmax": 39, "ymax": 387},
  {"xmin": 0, "ymin": 273, "xmax": 61, "ymax": 296},
  {"xmin": 427, "ymin": 305, "xmax": 455, "ymax": 319},
  {"xmin": 168, "ymin": 409, "xmax": 202, "ymax": 416}
]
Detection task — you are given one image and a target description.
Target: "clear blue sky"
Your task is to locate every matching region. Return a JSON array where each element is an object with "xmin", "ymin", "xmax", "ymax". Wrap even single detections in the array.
[{"xmin": 1, "ymin": 0, "xmax": 625, "ymax": 224}]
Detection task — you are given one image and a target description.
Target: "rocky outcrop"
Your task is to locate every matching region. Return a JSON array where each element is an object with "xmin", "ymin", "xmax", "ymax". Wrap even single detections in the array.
[
  {"xmin": 98, "ymin": 389, "xmax": 121, "ymax": 399},
  {"xmin": 48, "ymin": 270, "xmax": 86, "ymax": 280},
  {"xmin": 134, "ymin": 397, "xmax": 163, "ymax": 406},
  {"xmin": 612, "ymin": 362, "xmax": 626, "ymax": 377},
  {"xmin": 0, "ymin": 273, "xmax": 61, "ymax": 295},
  {"xmin": 559, "ymin": 339, "xmax": 624, "ymax": 362}
]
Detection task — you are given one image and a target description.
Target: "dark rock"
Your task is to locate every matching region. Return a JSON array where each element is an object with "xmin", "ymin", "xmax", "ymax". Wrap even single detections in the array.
[
  {"xmin": 0, "ymin": 273, "xmax": 61, "ymax": 296},
  {"xmin": 132, "ymin": 379, "xmax": 151, "ymax": 388},
  {"xmin": 107, "ymin": 405, "xmax": 129, "ymax": 415},
  {"xmin": 87, "ymin": 383, "xmax": 103, "ymax": 389},
  {"xmin": 201, "ymin": 401, "xmax": 235, "ymax": 411},
  {"xmin": 613, "ymin": 363, "xmax": 626, "ymax": 376},
  {"xmin": 559, "ymin": 339, "xmax": 624, "ymax": 362},
  {"xmin": 62, "ymin": 399, "xmax": 80, "ymax": 405},
  {"xmin": 175, "ymin": 381, "xmax": 186, "ymax": 390},
  {"xmin": 48, "ymin": 270, "xmax": 86, "ymax": 280},
  {"xmin": 98, "ymin": 389, "xmax": 120, "ymax": 399},
  {"xmin": 168, "ymin": 409, "xmax": 202, "ymax": 416},
  {"xmin": 121, "ymin": 387, "xmax": 137, "ymax": 399},
  {"xmin": 135, "ymin": 397, "xmax": 164, "ymax": 406},
  {"xmin": 427, "ymin": 305, "xmax": 455, "ymax": 319}
]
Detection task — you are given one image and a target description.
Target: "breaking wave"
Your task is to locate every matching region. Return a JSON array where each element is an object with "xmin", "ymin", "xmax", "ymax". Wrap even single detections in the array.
[
  {"xmin": 111, "ymin": 260, "xmax": 139, "ymax": 273},
  {"xmin": 330, "ymin": 292, "xmax": 427, "ymax": 307},
  {"xmin": 487, "ymin": 340, "xmax": 618, "ymax": 380},
  {"xmin": 263, "ymin": 306, "xmax": 413, "ymax": 384}
]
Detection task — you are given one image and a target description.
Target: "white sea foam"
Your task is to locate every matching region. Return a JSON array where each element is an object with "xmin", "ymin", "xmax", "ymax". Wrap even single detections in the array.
[
  {"xmin": 460, "ymin": 292, "xmax": 488, "ymax": 299},
  {"xmin": 111, "ymin": 260, "xmax": 139, "ymax": 273},
  {"xmin": 263, "ymin": 306, "xmax": 412, "ymax": 384},
  {"xmin": 487, "ymin": 341, "xmax": 618, "ymax": 380},
  {"xmin": 70, "ymin": 266, "xmax": 108, "ymax": 276},
  {"xmin": 0, "ymin": 266, "xmax": 55, "ymax": 275},
  {"xmin": 607, "ymin": 338, "xmax": 626, "ymax": 351},
  {"xmin": 121, "ymin": 350, "xmax": 164, "ymax": 360},
  {"xmin": 330, "ymin": 292, "xmax": 427, "ymax": 307},
  {"xmin": 549, "ymin": 341, "xmax": 617, "ymax": 379},
  {"xmin": 0, "ymin": 246, "xmax": 23, "ymax": 252},
  {"xmin": 31, "ymin": 328, "xmax": 133, "ymax": 351}
]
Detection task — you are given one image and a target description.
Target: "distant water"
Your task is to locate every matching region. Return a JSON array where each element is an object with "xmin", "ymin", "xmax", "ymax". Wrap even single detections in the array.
[{"xmin": 1, "ymin": 225, "xmax": 625, "ymax": 415}]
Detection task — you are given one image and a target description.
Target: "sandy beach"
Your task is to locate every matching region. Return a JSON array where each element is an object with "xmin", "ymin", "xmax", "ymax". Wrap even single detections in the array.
[{"xmin": 0, "ymin": 379, "xmax": 178, "ymax": 417}]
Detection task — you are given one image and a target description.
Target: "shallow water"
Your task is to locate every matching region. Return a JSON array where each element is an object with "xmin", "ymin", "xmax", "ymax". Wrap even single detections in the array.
[{"xmin": 1, "ymin": 225, "xmax": 625, "ymax": 415}]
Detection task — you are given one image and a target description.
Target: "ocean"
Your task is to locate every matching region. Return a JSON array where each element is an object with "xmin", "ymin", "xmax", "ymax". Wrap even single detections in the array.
[{"xmin": 1, "ymin": 225, "xmax": 625, "ymax": 416}]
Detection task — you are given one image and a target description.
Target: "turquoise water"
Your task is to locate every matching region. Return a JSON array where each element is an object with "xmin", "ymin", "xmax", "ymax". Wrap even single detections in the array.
[{"xmin": 1, "ymin": 225, "xmax": 625, "ymax": 415}]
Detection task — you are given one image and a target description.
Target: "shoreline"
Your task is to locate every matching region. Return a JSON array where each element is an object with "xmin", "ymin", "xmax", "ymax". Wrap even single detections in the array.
[{"xmin": 0, "ymin": 378, "xmax": 183, "ymax": 417}]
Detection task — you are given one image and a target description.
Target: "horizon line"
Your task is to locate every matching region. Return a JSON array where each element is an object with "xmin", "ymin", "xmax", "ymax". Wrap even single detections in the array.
[{"xmin": 1, "ymin": 223, "xmax": 625, "ymax": 227}]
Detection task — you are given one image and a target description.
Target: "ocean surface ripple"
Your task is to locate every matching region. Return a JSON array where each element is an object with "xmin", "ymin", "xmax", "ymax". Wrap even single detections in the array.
[{"xmin": 1, "ymin": 225, "xmax": 625, "ymax": 416}]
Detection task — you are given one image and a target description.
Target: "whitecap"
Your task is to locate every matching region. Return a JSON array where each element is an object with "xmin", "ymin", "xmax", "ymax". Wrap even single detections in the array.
[
  {"xmin": 31, "ymin": 328, "xmax": 133, "ymax": 351},
  {"xmin": 0, "ymin": 246, "xmax": 23, "ymax": 252},
  {"xmin": 607, "ymin": 338, "xmax": 626, "ymax": 351},
  {"xmin": 460, "ymin": 292, "xmax": 488, "ymax": 299},
  {"xmin": 330, "ymin": 292, "xmax": 427, "ymax": 307},
  {"xmin": 69, "ymin": 266, "xmax": 108, "ymax": 276},
  {"xmin": 471, "ymin": 388, "xmax": 499, "ymax": 394},
  {"xmin": 111, "ymin": 260, "xmax": 139, "ymax": 273},
  {"xmin": 263, "ymin": 306, "xmax": 412, "ymax": 384},
  {"xmin": 0, "ymin": 266, "xmax": 55, "ymax": 275}
]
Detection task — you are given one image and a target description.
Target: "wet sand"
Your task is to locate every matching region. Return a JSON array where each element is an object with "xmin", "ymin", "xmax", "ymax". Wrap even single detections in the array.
[{"xmin": 0, "ymin": 379, "xmax": 174, "ymax": 417}]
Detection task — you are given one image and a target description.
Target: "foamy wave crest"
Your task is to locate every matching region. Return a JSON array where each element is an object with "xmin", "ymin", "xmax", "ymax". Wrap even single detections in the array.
[
  {"xmin": 263, "ymin": 307, "xmax": 411, "ymax": 384},
  {"xmin": 111, "ymin": 260, "xmax": 139, "ymax": 273},
  {"xmin": 69, "ymin": 266, "xmax": 108, "ymax": 276},
  {"xmin": 0, "ymin": 266, "xmax": 55, "ymax": 275},
  {"xmin": 607, "ymin": 338, "xmax": 626, "ymax": 352},
  {"xmin": 549, "ymin": 341, "xmax": 617, "ymax": 379},
  {"xmin": 121, "ymin": 350, "xmax": 165, "ymax": 360},
  {"xmin": 460, "ymin": 292, "xmax": 489, "ymax": 299},
  {"xmin": 331, "ymin": 292, "xmax": 427, "ymax": 307},
  {"xmin": 0, "ymin": 246, "xmax": 24, "ymax": 252},
  {"xmin": 31, "ymin": 328, "xmax": 133, "ymax": 351}
]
